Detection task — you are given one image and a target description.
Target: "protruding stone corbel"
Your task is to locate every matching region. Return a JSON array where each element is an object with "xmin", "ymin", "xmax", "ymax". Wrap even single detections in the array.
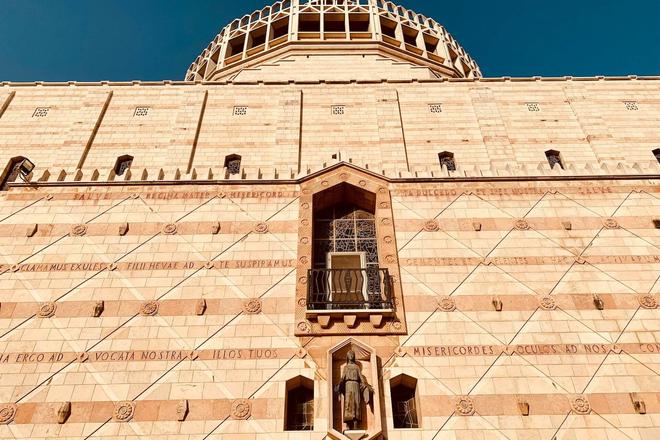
[
  {"xmin": 343, "ymin": 315, "xmax": 358, "ymax": 328},
  {"xmin": 118, "ymin": 222, "xmax": 129, "ymax": 236},
  {"xmin": 211, "ymin": 222, "xmax": 221, "ymax": 235},
  {"xmin": 369, "ymin": 314, "xmax": 384, "ymax": 327},
  {"xmin": 318, "ymin": 315, "xmax": 332, "ymax": 329},
  {"xmin": 472, "ymin": 222, "xmax": 482, "ymax": 231},
  {"xmin": 562, "ymin": 221, "xmax": 572, "ymax": 231},
  {"xmin": 630, "ymin": 393, "xmax": 646, "ymax": 414},
  {"xmin": 195, "ymin": 299, "xmax": 207, "ymax": 316},
  {"xmin": 176, "ymin": 399, "xmax": 189, "ymax": 421},
  {"xmin": 93, "ymin": 300, "xmax": 105, "ymax": 317},
  {"xmin": 492, "ymin": 296, "xmax": 503, "ymax": 312},
  {"xmin": 26, "ymin": 224, "xmax": 38, "ymax": 237},
  {"xmin": 593, "ymin": 294, "xmax": 604, "ymax": 310},
  {"xmin": 517, "ymin": 399, "xmax": 530, "ymax": 416},
  {"xmin": 57, "ymin": 401, "xmax": 71, "ymax": 424}
]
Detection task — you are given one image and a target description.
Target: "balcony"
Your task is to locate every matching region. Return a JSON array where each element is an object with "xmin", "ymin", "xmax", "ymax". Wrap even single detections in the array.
[{"xmin": 307, "ymin": 267, "xmax": 394, "ymax": 313}]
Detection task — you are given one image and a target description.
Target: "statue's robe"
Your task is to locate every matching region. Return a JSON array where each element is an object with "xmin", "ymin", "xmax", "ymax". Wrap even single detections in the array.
[{"xmin": 340, "ymin": 363, "xmax": 363, "ymax": 422}]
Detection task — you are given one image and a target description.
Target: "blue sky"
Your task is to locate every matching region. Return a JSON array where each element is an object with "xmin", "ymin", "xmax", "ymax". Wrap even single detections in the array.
[{"xmin": 0, "ymin": 0, "xmax": 658, "ymax": 81}]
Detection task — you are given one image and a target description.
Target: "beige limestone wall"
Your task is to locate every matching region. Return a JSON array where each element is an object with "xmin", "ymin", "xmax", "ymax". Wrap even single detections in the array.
[
  {"xmin": 2, "ymin": 78, "xmax": 659, "ymax": 181},
  {"xmin": 0, "ymin": 172, "xmax": 657, "ymax": 439}
]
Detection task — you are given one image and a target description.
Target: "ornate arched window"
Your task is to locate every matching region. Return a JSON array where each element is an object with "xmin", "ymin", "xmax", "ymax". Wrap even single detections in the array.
[
  {"xmin": 308, "ymin": 183, "xmax": 391, "ymax": 311},
  {"xmin": 438, "ymin": 151, "xmax": 456, "ymax": 171},
  {"xmin": 224, "ymin": 154, "xmax": 242, "ymax": 175}
]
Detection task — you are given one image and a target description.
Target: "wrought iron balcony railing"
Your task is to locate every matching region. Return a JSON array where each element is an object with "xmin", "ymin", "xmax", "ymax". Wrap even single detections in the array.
[{"xmin": 307, "ymin": 267, "xmax": 394, "ymax": 311}]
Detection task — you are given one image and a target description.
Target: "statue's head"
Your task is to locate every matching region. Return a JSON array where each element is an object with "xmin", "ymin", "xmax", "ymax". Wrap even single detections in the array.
[{"xmin": 346, "ymin": 350, "xmax": 356, "ymax": 363}]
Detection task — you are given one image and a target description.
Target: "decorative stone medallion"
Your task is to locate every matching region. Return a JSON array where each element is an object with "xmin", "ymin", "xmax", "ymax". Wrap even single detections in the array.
[
  {"xmin": 379, "ymin": 202, "xmax": 390, "ymax": 209},
  {"xmin": 321, "ymin": 180, "xmax": 329, "ymax": 187},
  {"xmin": 204, "ymin": 261, "xmax": 214, "ymax": 269},
  {"xmin": 385, "ymin": 255, "xmax": 396, "ymax": 264},
  {"xmin": 514, "ymin": 219, "xmax": 530, "ymax": 231},
  {"xmin": 296, "ymin": 321, "xmax": 312, "ymax": 334},
  {"xmin": 107, "ymin": 263, "xmax": 118, "ymax": 271},
  {"xmin": 570, "ymin": 395, "xmax": 591, "ymax": 415},
  {"xmin": 603, "ymin": 218, "xmax": 620, "ymax": 229},
  {"xmin": 424, "ymin": 220, "xmax": 439, "ymax": 232},
  {"xmin": 539, "ymin": 296, "xmax": 557, "ymax": 311},
  {"xmin": 162, "ymin": 223, "xmax": 178, "ymax": 235},
  {"xmin": 140, "ymin": 301, "xmax": 159, "ymax": 316},
  {"xmin": 243, "ymin": 299, "xmax": 262, "ymax": 315},
  {"xmin": 301, "ymin": 203, "xmax": 310, "ymax": 210},
  {"xmin": 339, "ymin": 173, "xmax": 349, "ymax": 180},
  {"xmin": 378, "ymin": 187, "xmax": 388, "ymax": 194},
  {"xmin": 230, "ymin": 399, "xmax": 252, "ymax": 420},
  {"xmin": 298, "ymin": 276, "xmax": 307, "ymax": 285},
  {"xmin": 383, "ymin": 236, "xmax": 393, "ymax": 244},
  {"xmin": 381, "ymin": 218, "xmax": 392, "ymax": 226},
  {"xmin": 389, "ymin": 320, "xmax": 403, "ymax": 332},
  {"xmin": 297, "ymin": 297, "xmax": 307, "ymax": 307},
  {"xmin": 437, "ymin": 296, "xmax": 456, "ymax": 312},
  {"xmin": 359, "ymin": 180, "xmax": 367, "ymax": 187},
  {"xmin": 455, "ymin": 397, "xmax": 475, "ymax": 416},
  {"xmin": 113, "ymin": 401, "xmax": 135, "ymax": 422},
  {"xmin": 639, "ymin": 295, "xmax": 657, "ymax": 310},
  {"xmin": 300, "ymin": 237, "xmax": 309, "ymax": 245},
  {"xmin": 0, "ymin": 404, "xmax": 17, "ymax": 424},
  {"xmin": 298, "ymin": 256, "xmax": 309, "ymax": 265},
  {"xmin": 38, "ymin": 302, "xmax": 57, "ymax": 318},
  {"xmin": 71, "ymin": 224, "xmax": 88, "ymax": 237},
  {"xmin": 254, "ymin": 222, "xmax": 269, "ymax": 234}
]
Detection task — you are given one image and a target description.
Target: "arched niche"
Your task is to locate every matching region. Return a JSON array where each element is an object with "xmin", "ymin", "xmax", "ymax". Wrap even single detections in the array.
[{"xmin": 327, "ymin": 338, "xmax": 382, "ymax": 440}]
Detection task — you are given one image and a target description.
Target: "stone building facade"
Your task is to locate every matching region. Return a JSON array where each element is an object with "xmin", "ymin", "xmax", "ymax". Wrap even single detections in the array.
[{"xmin": 0, "ymin": 1, "xmax": 659, "ymax": 439}]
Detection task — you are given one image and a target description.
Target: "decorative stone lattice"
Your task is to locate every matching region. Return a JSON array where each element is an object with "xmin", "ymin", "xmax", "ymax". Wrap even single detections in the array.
[
  {"xmin": 0, "ymin": 404, "xmax": 17, "ymax": 424},
  {"xmin": 71, "ymin": 224, "xmax": 88, "ymax": 236},
  {"xmin": 140, "ymin": 301, "xmax": 159, "ymax": 316},
  {"xmin": 455, "ymin": 397, "xmax": 475, "ymax": 416},
  {"xmin": 162, "ymin": 223, "xmax": 178, "ymax": 235},
  {"xmin": 514, "ymin": 219, "xmax": 530, "ymax": 231},
  {"xmin": 539, "ymin": 296, "xmax": 557, "ymax": 311},
  {"xmin": 243, "ymin": 299, "xmax": 262, "ymax": 315},
  {"xmin": 603, "ymin": 218, "xmax": 620, "ymax": 229},
  {"xmin": 230, "ymin": 399, "xmax": 251, "ymax": 420},
  {"xmin": 254, "ymin": 223, "xmax": 269, "ymax": 234},
  {"xmin": 37, "ymin": 302, "xmax": 57, "ymax": 318},
  {"xmin": 639, "ymin": 295, "xmax": 657, "ymax": 309},
  {"xmin": 113, "ymin": 401, "xmax": 135, "ymax": 422},
  {"xmin": 570, "ymin": 396, "xmax": 591, "ymax": 415},
  {"xmin": 437, "ymin": 296, "xmax": 456, "ymax": 312}
]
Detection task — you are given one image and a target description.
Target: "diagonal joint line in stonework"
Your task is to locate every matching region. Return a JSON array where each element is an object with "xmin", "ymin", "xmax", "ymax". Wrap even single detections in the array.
[
  {"xmin": 396, "ymin": 192, "xmax": 464, "ymax": 252},
  {"xmin": 0, "ymin": 197, "xmax": 46, "ymax": 224}
]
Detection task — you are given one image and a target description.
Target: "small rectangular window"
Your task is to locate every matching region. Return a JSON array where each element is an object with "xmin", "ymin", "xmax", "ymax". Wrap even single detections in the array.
[
  {"xmin": 428, "ymin": 103, "xmax": 442, "ymax": 114},
  {"xmin": 32, "ymin": 107, "xmax": 50, "ymax": 118},
  {"xmin": 233, "ymin": 106, "xmax": 248, "ymax": 116},
  {"xmin": 624, "ymin": 101, "xmax": 639, "ymax": 111},
  {"xmin": 526, "ymin": 103, "xmax": 540, "ymax": 112},
  {"xmin": 331, "ymin": 105, "xmax": 345, "ymax": 116},
  {"xmin": 134, "ymin": 107, "xmax": 150, "ymax": 117}
]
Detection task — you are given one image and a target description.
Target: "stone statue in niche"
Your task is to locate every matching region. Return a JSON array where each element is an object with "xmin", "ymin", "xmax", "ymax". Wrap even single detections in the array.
[{"xmin": 334, "ymin": 350, "xmax": 373, "ymax": 432}]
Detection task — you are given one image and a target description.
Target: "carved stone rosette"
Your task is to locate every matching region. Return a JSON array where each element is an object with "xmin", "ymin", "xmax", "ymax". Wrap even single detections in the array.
[
  {"xmin": 437, "ymin": 296, "xmax": 456, "ymax": 312},
  {"xmin": 70, "ymin": 224, "xmax": 88, "ymax": 237},
  {"xmin": 113, "ymin": 401, "xmax": 135, "ymax": 422},
  {"xmin": 296, "ymin": 321, "xmax": 312, "ymax": 334},
  {"xmin": 639, "ymin": 295, "xmax": 657, "ymax": 310},
  {"xmin": 570, "ymin": 395, "xmax": 591, "ymax": 415},
  {"xmin": 0, "ymin": 404, "xmax": 17, "ymax": 424},
  {"xmin": 162, "ymin": 223, "xmax": 178, "ymax": 235},
  {"xmin": 455, "ymin": 396, "xmax": 475, "ymax": 416},
  {"xmin": 514, "ymin": 219, "xmax": 530, "ymax": 231},
  {"xmin": 243, "ymin": 299, "xmax": 262, "ymax": 315},
  {"xmin": 230, "ymin": 399, "xmax": 251, "ymax": 420},
  {"xmin": 424, "ymin": 220, "xmax": 439, "ymax": 232},
  {"xmin": 254, "ymin": 222, "xmax": 269, "ymax": 234},
  {"xmin": 539, "ymin": 296, "xmax": 557, "ymax": 311},
  {"xmin": 38, "ymin": 302, "xmax": 57, "ymax": 318},
  {"xmin": 140, "ymin": 301, "xmax": 159, "ymax": 316},
  {"xmin": 603, "ymin": 218, "xmax": 620, "ymax": 229}
]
